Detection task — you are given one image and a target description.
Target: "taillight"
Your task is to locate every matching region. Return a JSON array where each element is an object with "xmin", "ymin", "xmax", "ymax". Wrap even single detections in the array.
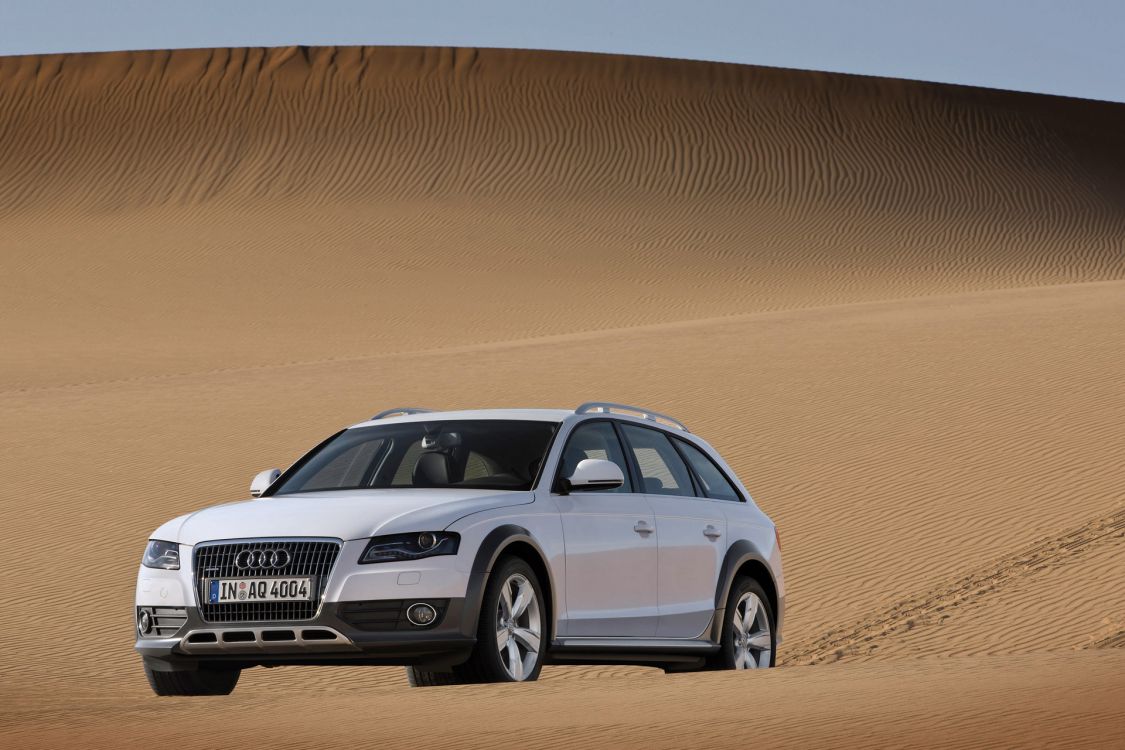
[{"xmin": 774, "ymin": 526, "xmax": 781, "ymax": 552}]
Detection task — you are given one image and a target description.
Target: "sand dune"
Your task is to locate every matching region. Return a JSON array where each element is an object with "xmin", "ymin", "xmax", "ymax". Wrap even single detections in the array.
[
  {"xmin": 2, "ymin": 47, "xmax": 1125, "ymax": 391},
  {"xmin": 1, "ymin": 47, "xmax": 1124, "ymax": 748}
]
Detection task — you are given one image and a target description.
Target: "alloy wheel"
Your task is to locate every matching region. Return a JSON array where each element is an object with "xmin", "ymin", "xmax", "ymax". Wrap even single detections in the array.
[
  {"xmin": 494, "ymin": 572, "xmax": 542, "ymax": 680},
  {"xmin": 731, "ymin": 591, "xmax": 772, "ymax": 669}
]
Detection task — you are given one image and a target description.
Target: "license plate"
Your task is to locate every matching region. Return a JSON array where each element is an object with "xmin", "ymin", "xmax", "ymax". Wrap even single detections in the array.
[{"xmin": 207, "ymin": 577, "xmax": 313, "ymax": 604}]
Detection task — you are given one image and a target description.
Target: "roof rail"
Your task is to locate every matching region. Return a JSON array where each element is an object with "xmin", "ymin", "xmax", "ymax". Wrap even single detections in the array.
[
  {"xmin": 575, "ymin": 402, "xmax": 689, "ymax": 432},
  {"xmin": 370, "ymin": 407, "xmax": 434, "ymax": 420}
]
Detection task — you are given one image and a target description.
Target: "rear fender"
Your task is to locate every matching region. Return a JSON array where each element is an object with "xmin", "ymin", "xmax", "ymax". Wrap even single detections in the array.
[{"xmin": 710, "ymin": 539, "xmax": 779, "ymax": 643}]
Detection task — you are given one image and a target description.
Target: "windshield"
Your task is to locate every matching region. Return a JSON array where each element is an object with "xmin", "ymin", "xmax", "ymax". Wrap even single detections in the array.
[{"xmin": 271, "ymin": 419, "xmax": 559, "ymax": 494}]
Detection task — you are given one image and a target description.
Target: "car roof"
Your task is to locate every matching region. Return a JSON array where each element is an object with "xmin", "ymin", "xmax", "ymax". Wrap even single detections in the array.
[{"xmin": 348, "ymin": 408, "xmax": 574, "ymax": 429}]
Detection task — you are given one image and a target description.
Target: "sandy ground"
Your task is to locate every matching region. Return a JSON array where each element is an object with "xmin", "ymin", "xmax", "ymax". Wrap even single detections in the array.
[{"xmin": 1, "ymin": 47, "xmax": 1123, "ymax": 748}]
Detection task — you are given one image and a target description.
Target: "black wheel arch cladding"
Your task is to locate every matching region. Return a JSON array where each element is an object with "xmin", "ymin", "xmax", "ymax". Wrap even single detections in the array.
[{"xmin": 461, "ymin": 524, "xmax": 556, "ymax": 640}]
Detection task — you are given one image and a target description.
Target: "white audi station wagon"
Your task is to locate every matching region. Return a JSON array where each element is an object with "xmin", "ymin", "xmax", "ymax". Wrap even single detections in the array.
[{"xmin": 135, "ymin": 403, "xmax": 784, "ymax": 695}]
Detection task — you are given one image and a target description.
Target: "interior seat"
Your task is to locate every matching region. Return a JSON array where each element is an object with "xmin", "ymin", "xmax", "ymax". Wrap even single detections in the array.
[{"xmin": 413, "ymin": 451, "xmax": 453, "ymax": 487}]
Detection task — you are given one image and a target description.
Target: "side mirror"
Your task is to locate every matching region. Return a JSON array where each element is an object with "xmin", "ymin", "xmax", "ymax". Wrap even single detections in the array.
[
  {"xmin": 250, "ymin": 468, "xmax": 281, "ymax": 498},
  {"xmin": 562, "ymin": 458, "xmax": 624, "ymax": 494}
]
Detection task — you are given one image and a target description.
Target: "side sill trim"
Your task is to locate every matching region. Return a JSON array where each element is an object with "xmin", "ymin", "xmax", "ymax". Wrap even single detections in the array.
[{"xmin": 552, "ymin": 637, "xmax": 718, "ymax": 652}]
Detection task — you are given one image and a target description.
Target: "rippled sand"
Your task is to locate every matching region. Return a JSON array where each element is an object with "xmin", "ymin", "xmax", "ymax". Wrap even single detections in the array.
[{"xmin": 1, "ymin": 47, "xmax": 1123, "ymax": 748}]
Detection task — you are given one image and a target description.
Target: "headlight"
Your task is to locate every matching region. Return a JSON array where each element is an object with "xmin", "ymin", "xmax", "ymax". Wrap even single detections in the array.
[
  {"xmin": 142, "ymin": 539, "xmax": 180, "ymax": 570},
  {"xmin": 358, "ymin": 532, "xmax": 460, "ymax": 564}
]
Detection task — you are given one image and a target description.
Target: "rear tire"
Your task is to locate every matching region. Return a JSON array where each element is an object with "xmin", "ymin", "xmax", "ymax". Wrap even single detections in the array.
[
  {"xmin": 144, "ymin": 664, "xmax": 241, "ymax": 696},
  {"xmin": 715, "ymin": 577, "xmax": 775, "ymax": 670}
]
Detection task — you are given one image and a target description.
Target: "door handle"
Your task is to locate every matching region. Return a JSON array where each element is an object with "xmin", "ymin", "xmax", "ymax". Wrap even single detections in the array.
[
  {"xmin": 703, "ymin": 525, "xmax": 722, "ymax": 540},
  {"xmin": 634, "ymin": 521, "xmax": 654, "ymax": 535}
]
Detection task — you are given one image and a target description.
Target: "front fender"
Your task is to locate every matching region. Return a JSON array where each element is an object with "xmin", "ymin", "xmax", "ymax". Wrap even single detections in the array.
[{"xmin": 458, "ymin": 525, "xmax": 557, "ymax": 640}]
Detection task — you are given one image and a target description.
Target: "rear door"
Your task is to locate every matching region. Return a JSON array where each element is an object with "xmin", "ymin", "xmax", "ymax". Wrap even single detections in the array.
[
  {"xmin": 619, "ymin": 423, "xmax": 727, "ymax": 639},
  {"xmin": 553, "ymin": 420, "xmax": 659, "ymax": 637}
]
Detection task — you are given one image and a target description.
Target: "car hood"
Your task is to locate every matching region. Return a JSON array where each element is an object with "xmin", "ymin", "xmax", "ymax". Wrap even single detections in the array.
[{"xmin": 155, "ymin": 489, "xmax": 533, "ymax": 546}]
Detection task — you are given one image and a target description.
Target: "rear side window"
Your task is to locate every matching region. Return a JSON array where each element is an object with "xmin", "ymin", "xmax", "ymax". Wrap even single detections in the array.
[
  {"xmin": 675, "ymin": 439, "xmax": 741, "ymax": 501},
  {"xmin": 619, "ymin": 424, "xmax": 695, "ymax": 497}
]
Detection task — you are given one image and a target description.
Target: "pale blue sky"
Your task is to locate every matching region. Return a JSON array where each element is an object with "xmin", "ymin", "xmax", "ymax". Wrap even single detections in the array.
[{"xmin": 1, "ymin": 1, "xmax": 1122, "ymax": 103}]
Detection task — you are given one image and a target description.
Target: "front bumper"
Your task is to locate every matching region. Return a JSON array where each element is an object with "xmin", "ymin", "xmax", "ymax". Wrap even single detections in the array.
[
  {"xmin": 137, "ymin": 599, "xmax": 476, "ymax": 671},
  {"xmin": 136, "ymin": 538, "xmax": 482, "ymax": 670}
]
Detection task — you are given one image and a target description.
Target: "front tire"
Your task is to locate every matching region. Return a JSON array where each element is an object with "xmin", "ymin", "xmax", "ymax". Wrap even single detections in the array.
[
  {"xmin": 406, "ymin": 556, "xmax": 546, "ymax": 686},
  {"xmin": 144, "ymin": 664, "xmax": 241, "ymax": 696},
  {"xmin": 716, "ymin": 578, "xmax": 775, "ymax": 670},
  {"xmin": 475, "ymin": 557, "xmax": 546, "ymax": 681},
  {"xmin": 404, "ymin": 666, "xmax": 461, "ymax": 687}
]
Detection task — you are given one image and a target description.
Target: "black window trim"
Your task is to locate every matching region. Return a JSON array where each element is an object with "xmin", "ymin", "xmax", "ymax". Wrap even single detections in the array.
[
  {"xmin": 616, "ymin": 420, "xmax": 703, "ymax": 499},
  {"xmin": 669, "ymin": 435, "xmax": 746, "ymax": 503},
  {"xmin": 611, "ymin": 420, "xmax": 645, "ymax": 494}
]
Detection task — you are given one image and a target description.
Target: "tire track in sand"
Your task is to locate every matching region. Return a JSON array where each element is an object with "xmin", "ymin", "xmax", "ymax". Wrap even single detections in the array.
[{"xmin": 783, "ymin": 506, "xmax": 1125, "ymax": 665}]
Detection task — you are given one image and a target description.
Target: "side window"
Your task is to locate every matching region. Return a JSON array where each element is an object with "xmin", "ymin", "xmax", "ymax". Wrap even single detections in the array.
[
  {"xmin": 674, "ymin": 439, "xmax": 741, "ymax": 501},
  {"xmin": 619, "ymin": 424, "xmax": 695, "ymax": 497},
  {"xmin": 558, "ymin": 422, "xmax": 633, "ymax": 493}
]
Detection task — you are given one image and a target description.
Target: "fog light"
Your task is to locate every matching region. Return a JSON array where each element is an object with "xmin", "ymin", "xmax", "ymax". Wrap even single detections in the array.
[
  {"xmin": 137, "ymin": 609, "xmax": 152, "ymax": 636},
  {"xmin": 406, "ymin": 603, "xmax": 437, "ymax": 627}
]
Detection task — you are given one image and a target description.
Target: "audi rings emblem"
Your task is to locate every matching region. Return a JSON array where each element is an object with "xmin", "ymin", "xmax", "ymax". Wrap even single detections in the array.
[{"xmin": 235, "ymin": 548, "xmax": 291, "ymax": 570}]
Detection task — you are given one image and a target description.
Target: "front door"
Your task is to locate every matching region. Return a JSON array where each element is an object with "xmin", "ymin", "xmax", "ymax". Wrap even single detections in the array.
[{"xmin": 554, "ymin": 420, "xmax": 658, "ymax": 637}]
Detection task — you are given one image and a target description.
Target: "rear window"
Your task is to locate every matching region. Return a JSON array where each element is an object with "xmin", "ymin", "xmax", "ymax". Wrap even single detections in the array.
[{"xmin": 272, "ymin": 420, "xmax": 558, "ymax": 494}]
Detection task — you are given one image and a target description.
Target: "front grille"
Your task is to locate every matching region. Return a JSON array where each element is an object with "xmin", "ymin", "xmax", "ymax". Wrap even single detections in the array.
[{"xmin": 194, "ymin": 539, "xmax": 341, "ymax": 623}]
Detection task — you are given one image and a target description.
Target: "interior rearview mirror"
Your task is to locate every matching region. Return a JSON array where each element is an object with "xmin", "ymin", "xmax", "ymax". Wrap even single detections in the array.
[
  {"xmin": 562, "ymin": 458, "xmax": 624, "ymax": 494},
  {"xmin": 250, "ymin": 468, "xmax": 281, "ymax": 497}
]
